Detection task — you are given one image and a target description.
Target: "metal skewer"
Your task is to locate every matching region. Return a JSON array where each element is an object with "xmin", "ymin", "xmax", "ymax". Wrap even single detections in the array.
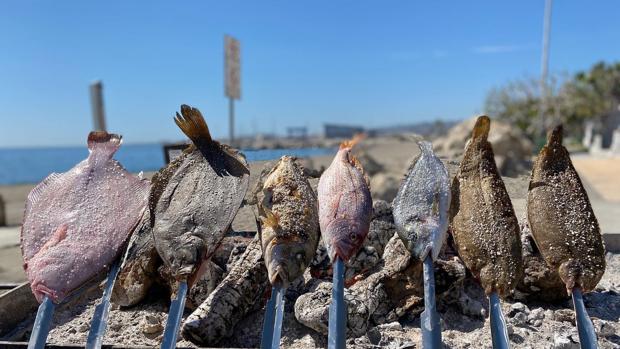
[
  {"xmin": 572, "ymin": 287, "xmax": 598, "ymax": 349},
  {"xmin": 28, "ymin": 295, "xmax": 56, "ymax": 349},
  {"xmin": 161, "ymin": 281, "xmax": 188, "ymax": 349},
  {"xmin": 86, "ymin": 260, "xmax": 121, "ymax": 349},
  {"xmin": 421, "ymin": 254, "xmax": 441, "ymax": 348},
  {"xmin": 271, "ymin": 286, "xmax": 286, "ymax": 348},
  {"xmin": 328, "ymin": 257, "xmax": 346, "ymax": 349},
  {"xmin": 489, "ymin": 292, "xmax": 510, "ymax": 349},
  {"xmin": 261, "ymin": 286, "xmax": 279, "ymax": 349}
]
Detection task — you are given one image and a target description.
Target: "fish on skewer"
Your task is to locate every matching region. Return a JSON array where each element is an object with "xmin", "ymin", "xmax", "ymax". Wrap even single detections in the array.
[
  {"xmin": 527, "ymin": 125, "xmax": 605, "ymax": 348},
  {"xmin": 393, "ymin": 140, "xmax": 451, "ymax": 348},
  {"xmin": 255, "ymin": 156, "xmax": 320, "ymax": 349},
  {"xmin": 449, "ymin": 116, "xmax": 522, "ymax": 349},
  {"xmin": 151, "ymin": 105, "xmax": 250, "ymax": 348},
  {"xmin": 21, "ymin": 132, "xmax": 149, "ymax": 348},
  {"xmin": 318, "ymin": 136, "xmax": 372, "ymax": 349}
]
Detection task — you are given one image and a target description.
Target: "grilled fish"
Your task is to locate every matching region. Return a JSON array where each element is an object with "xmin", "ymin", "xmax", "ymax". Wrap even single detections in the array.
[
  {"xmin": 449, "ymin": 116, "xmax": 522, "ymax": 296},
  {"xmin": 151, "ymin": 105, "xmax": 250, "ymax": 285},
  {"xmin": 393, "ymin": 141, "xmax": 451, "ymax": 261},
  {"xmin": 527, "ymin": 125, "xmax": 605, "ymax": 292},
  {"xmin": 318, "ymin": 137, "xmax": 373, "ymax": 262},
  {"xmin": 255, "ymin": 156, "xmax": 319, "ymax": 287},
  {"xmin": 21, "ymin": 132, "xmax": 149, "ymax": 303}
]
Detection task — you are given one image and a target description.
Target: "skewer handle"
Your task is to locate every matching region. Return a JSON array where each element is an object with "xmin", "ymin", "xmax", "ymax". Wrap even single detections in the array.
[
  {"xmin": 489, "ymin": 292, "xmax": 510, "ymax": 349},
  {"xmin": 328, "ymin": 257, "xmax": 346, "ymax": 349},
  {"xmin": 86, "ymin": 260, "xmax": 121, "ymax": 349},
  {"xmin": 161, "ymin": 281, "xmax": 188, "ymax": 349},
  {"xmin": 572, "ymin": 288, "xmax": 598, "ymax": 349},
  {"xmin": 271, "ymin": 286, "xmax": 286, "ymax": 349},
  {"xmin": 260, "ymin": 286, "xmax": 279, "ymax": 349},
  {"xmin": 28, "ymin": 296, "xmax": 56, "ymax": 349},
  {"xmin": 421, "ymin": 255, "xmax": 442, "ymax": 348}
]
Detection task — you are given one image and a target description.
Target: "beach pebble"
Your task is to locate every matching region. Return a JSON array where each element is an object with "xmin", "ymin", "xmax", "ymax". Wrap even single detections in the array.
[{"xmin": 77, "ymin": 322, "xmax": 89, "ymax": 333}]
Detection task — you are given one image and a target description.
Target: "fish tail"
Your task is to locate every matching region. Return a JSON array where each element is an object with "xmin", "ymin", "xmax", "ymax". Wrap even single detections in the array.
[
  {"xmin": 87, "ymin": 131, "xmax": 122, "ymax": 163},
  {"xmin": 340, "ymin": 133, "xmax": 366, "ymax": 150},
  {"xmin": 471, "ymin": 115, "xmax": 490, "ymax": 141},
  {"xmin": 174, "ymin": 104, "xmax": 213, "ymax": 147},
  {"xmin": 546, "ymin": 124, "xmax": 563, "ymax": 146},
  {"xmin": 416, "ymin": 140, "xmax": 434, "ymax": 156}
]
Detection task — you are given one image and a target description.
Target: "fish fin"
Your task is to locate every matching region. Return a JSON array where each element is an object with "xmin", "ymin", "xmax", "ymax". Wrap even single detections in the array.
[
  {"xmin": 174, "ymin": 105, "xmax": 213, "ymax": 148},
  {"xmin": 87, "ymin": 131, "xmax": 122, "ymax": 164},
  {"xmin": 260, "ymin": 207, "xmax": 280, "ymax": 230},
  {"xmin": 148, "ymin": 151, "xmax": 187, "ymax": 226},
  {"xmin": 416, "ymin": 141, "xmax": 434, "ymax": 156},
  {"xmin": 340, "ymin": 133, "xmax": 366, "ymax": 150},
  {"xmin": 471, "ymin": 115, "xmax": 490, "ymax": 142},
  {"xmin": 25, "ymin": 173, "xmax": 63, "ymax": 207},
  {"xmin": 347, "ymin": 152, "xmax": 370, "ymax": 187}
]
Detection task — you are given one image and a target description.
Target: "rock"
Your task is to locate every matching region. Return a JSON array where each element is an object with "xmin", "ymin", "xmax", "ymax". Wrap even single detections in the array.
[
  {"xmin": 516, "ymin": 226, "xmax": 570, "ymax": 302},
  {"xmin": 296, "ymin": 235, "xmax": 466, "ymax": 337},
  {"xmin": 510, "ymin": 312, "xmax": 528, "ymax": 327},
  {"xmin": 457, "ymin": 291, "xmax": 485, "ymax": 318},
  {"xmin": 370, "ymin": 173, "xmax": 400, "ymax": 202},
  {"xmin": 377, "ymin": 321, "xmax": 403, "ymax": 332},
  {"xmin": 553, "ymin": 332, "xmax": 579, "ymax": 349},
  {"xmin": 141, "ymin": 314, "xmax": 163, "ymax": 335},
  {"xmin": 554, "ymin": 309, "xmax": 576, "ymax": 324},
  {"xmin": 509, "ymin": 302, "xmax": 529, "ymax": 316},
  {"xmin": 181, "ymin": 237, "xmax": 269, "ymax": 346},
  {"xmin": 77, "ymin": 322, "xmax": 89, "ymax": 333},
  {"xmin": 593, "ymin": 319, "xmax": 615, "ymax": 338},
  {"xmin": 528, "ymin": 307, "xmax": 545, "ymax": 324},
  {"xmin": 433, "ymin": 116, "xmax": 533, "ymax": 176}
]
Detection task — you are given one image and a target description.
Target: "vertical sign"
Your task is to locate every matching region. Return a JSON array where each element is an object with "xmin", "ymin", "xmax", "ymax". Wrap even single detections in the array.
[
  {"xmin": 225, "ymin": 35, "xmax": 241, "ymax": 144},
  {"xmin": 225, "ymin": 35, "xmax": 241, "ymax": 100},
  {"xmin": 90, "ymin": 81, "xmax": 107, "ymax": 132}
]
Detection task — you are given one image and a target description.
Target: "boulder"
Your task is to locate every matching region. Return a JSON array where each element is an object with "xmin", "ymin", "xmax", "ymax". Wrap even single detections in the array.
[{"xmin": 433, "ymin": 116, "xmax": 533, "ymax": 176}]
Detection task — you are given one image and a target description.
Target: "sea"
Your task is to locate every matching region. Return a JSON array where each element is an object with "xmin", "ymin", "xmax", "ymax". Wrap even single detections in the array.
[{"xmin": 0, "ymin": 144, "xmax": 335, "ymax": 185}]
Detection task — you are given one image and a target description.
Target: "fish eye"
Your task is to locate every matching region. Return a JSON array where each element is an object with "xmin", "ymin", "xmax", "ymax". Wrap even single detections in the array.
[
  {"xmin": 296, "ymin": 252, "xmax": 304, "ymax": 260},
  {"xmin": 349, "ymin": 232, "xmax": 357, "ymax": 241}
]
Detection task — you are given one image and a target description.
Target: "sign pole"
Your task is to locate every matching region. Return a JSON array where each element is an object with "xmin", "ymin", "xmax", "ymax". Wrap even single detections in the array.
[
  {"xmin": 229, "ymin": 97, "xmax": 235, "ymax": 145},
  {"xmin": 90, "ymin": 81, "xmax": 107, "ymax": 132}
]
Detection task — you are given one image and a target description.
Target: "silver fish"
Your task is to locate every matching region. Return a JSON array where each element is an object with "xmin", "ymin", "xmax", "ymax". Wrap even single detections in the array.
[{"xmin": 393, "ymin": 141, "xmax": 451, "ymax": 261}]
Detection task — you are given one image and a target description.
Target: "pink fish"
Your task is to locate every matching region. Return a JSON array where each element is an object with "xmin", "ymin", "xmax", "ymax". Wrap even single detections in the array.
[
  {"xmin": 21, "ymin": 132, "xmax": 150, "ymax": 303},
  {"xmin": 318, "ymin": 137, "xmax": 372, "ymax": 262}
]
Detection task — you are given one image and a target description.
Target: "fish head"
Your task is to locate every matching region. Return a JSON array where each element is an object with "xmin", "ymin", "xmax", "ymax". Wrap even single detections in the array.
[
  {"xmin": 159, "ymin": 233, "xmax": 206, "ymax": 281},
  {"xmin": 264, "ymin": 236, "xmax": 311, "ymax": 287},
  {"xmin": 324, "ymin": 218, "xmax": 369, "ymax": 262}
]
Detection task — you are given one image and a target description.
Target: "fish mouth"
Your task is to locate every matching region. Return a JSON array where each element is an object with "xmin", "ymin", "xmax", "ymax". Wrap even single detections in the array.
[
  {"xmin": 330, "ymin": 238, "xmax": 358, "ymax": 262},
  {"xmin": 269, "ymin": 265, "xmax": 289, "ymax": 288}
]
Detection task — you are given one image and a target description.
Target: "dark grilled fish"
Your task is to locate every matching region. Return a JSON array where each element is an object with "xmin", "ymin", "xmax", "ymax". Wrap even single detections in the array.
[
  {"xmin": 393, "ymin": 141, "xmax": 451, "ymax": 261},
  {"xmin": 256, "ymin": 156, "xmax": 320, "ymax": 287},
  {"xmin": 527, "ymin": 125, "xmax": 605, "ymax": 293},
  {"xmin": 21, "ymin": 132, "xmax": 149, "ymax": 303},
  {"xmin": 151, "ymin": 105, "xmax": 250, "ymax": 284},
  {"xmin": 449, "ymin": 116, "xmax": 523, "ymax": 296},
  {"xmin": 318, "ymin": 137, "xmax": 373, "ymax": 262}
]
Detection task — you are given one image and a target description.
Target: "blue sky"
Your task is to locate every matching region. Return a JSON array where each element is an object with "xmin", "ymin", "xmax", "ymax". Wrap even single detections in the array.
[{"xmin": 1, "ymin": 1, "xmax": 619, "ymax": 147}]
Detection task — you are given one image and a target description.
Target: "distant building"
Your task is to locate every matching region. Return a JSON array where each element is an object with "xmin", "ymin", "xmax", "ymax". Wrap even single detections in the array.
[
  {"xmin": 323, "ymin": 124, "xmax": 365, "ymax": 139},
  {"xmin": 287, "ymin": 126, "xmax": 308, "ymax": 139}
]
